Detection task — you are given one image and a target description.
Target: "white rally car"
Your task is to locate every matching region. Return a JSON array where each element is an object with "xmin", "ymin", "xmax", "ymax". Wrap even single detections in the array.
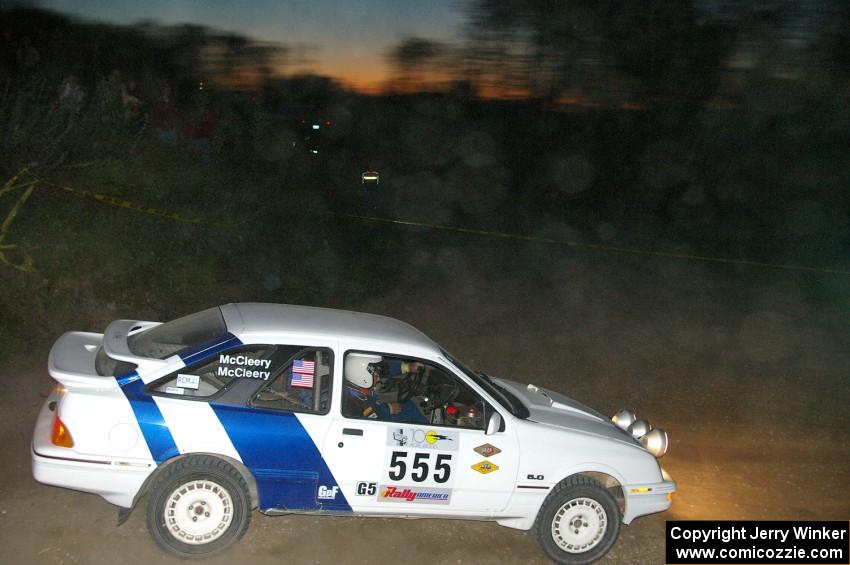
[{"xmin": 32, "ymin": 304, "xmax": 675, "ymax": 564}]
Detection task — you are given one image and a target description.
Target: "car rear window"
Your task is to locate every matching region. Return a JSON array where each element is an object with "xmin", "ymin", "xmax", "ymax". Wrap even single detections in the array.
[
  {"xmin": 127, "ymin": 307, "xmax": 227, "ymax": 359},
  {"xmin": 150, "ymin": 345, "xmax": 278, "ymax": 398}
]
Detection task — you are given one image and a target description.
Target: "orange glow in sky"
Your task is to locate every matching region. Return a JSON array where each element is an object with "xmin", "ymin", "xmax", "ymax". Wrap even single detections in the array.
[{"xmin": 40, "ymin": 0, "xmax": 462, "ymax": 95}]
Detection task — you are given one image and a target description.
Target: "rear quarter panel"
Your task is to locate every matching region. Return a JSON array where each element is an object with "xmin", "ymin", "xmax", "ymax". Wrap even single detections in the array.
[{"xmin": 57, "ymin": 385, "xmax": 155, "ymax": 463}]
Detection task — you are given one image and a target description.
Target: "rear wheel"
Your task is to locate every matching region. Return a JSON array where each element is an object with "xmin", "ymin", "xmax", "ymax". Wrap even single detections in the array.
[
  {"xmin": 146, "ymin": 455, "xmax": 251, "ymax": 559},
  {"xmin": 533, "ymin": 475, "xmax": 620, "ymax": 564}
]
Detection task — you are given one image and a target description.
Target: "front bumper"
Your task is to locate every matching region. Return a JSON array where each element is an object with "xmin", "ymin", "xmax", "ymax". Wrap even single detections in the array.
[{"xmin": 622, "ymin": 474, "xmax": 676, "ymax": 524}]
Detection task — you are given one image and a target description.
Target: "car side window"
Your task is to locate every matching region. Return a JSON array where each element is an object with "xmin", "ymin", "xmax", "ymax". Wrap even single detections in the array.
[
  {"xmin": 150, "ymin": 345, "xmax": 279, "ymax": 398},
  {"xmin": 342, "ymin": 352, "xmax": 491, "ymax": 430},
  {"xmin": 250, "ymin": 348, "xmax": 333, "ymax": 415}
]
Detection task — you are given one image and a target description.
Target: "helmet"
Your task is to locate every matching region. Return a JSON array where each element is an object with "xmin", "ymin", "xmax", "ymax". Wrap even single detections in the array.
[{"xmin": 345, "ymin": 353, "xmax": 382, "ymax": 388}]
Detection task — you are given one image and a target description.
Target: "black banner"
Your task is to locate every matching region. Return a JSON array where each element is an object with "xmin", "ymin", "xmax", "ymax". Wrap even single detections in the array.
[{"xmin": 666, "ymin": 521, "xmax": 849, "ymax": 564}]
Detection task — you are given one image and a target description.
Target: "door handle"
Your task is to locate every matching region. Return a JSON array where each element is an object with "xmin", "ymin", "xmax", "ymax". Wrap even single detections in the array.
[{"xmin": 342, "ymin": 428, "xmax": 363, "ymax": 436}]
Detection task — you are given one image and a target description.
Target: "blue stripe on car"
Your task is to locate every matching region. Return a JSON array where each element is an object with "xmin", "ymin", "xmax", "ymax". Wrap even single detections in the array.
[
  {"xmin": 114, "ymin": 333, "xmax": 242, "ymax": 464},
  {"xmin": 117, "ymin": 372, "xmax": 179, "ymax": 464},
  {"xmin": 116, "ymin": 372, "xmax": 141, "ymax": 386},
  {"xmin": 114, "ymin": 333, "xmax": 347, "ymax": 512},
  {"xmin": 179, "ymin": 332, "xmax": 242, "ymax": 365},
  {"xmin": 211, "ymin": 404, "xmax": 352, "ymax": 513}
]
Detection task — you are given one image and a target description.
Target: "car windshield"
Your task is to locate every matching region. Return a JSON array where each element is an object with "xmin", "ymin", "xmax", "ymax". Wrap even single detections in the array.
[
  {"xmin": 127, "ymin": 307, "xmax": 227, "ymax": 359},
  {"xmin": 441, "ymin": 350, "xmax": 529, "ymax": 419}
]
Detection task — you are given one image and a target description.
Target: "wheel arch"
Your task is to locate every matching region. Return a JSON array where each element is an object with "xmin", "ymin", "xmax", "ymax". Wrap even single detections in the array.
[
  {"xmin": 570, "ymin": 471, "xmax": 625, "ymax": 518},
  {"xmin": 548, "ymin": 464, "xmax": 626, "ymax": 520},
  {"xmin": 498, "ymin": 467, "xmax": 627, "ymax": 532},
  {"xmin": 121, "ymin": 453, "xmax": 258, "ymax": 525}
]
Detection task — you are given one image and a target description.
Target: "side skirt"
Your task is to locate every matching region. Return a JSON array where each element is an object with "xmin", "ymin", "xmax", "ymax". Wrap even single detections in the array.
[{"xmin": 260, "ymin": 508, "xmax": 513, "ymax": 523}]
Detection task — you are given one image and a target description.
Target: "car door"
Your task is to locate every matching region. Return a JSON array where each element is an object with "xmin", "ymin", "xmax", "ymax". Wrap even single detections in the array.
[
  {"xmin": 379, "ymin": 418, "xmax": 520, "ymax": 514},
  {"xmin": 322, "ymin": 349, "xmax": 519, "ymax": 516}
]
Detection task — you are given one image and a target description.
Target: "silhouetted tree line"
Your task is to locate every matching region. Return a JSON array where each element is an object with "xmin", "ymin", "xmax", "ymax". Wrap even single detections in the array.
[
  {"xmin": 379, "ymin": 1, "xmax": 850, "ymax": 265},
  {"xmin": 1, "ymin": 3, "xmax": 847, "ymax": 267},
  {"xmin": 389, "ymin": 0, "xmax": 850, "ymax": 109},
  {"xmin": 0, "ymin": 6, "xmax": 287, "ymax": 176}
]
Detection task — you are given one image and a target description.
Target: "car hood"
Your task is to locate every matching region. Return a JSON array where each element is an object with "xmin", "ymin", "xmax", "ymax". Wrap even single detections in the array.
[{"xmin": 494, "ymin": 378, "xmax": 640, "ymax": 447}]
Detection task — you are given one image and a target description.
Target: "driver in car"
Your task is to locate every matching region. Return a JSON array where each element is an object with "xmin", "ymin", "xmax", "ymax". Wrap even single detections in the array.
[{"xmin": 344, "ymin": 353, "xmax": 428, "ymax": 423}]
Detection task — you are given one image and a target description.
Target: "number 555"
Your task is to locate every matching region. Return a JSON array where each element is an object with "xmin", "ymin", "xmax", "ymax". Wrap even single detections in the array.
[{"xmin": 388, "ymin": 451, "xmax": 452, "ymax": 483}]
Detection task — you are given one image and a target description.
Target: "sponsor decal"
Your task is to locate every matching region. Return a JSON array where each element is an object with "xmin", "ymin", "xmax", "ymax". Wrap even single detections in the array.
[
  {"xmin": 471, "ymin": 460, "xmax": 500, "ymax": 475},
  {"xmin": 217, "ymin": 353, "xmax": 271, "ymax": 380},
  {"xmin": 378, "ymin": 485, "xmax": 451, "ymax": 505},
  {"xmin": 473, "ymin": 443, "xmax": 501, "ymax": 457},
  {"xmin": 176, "ymin": 373, "xmax": 200, "ymax": 390},
  {"xmin": 387, "ymin": 427, "xmax": 458, "ymax": 451},
  {"xmin": 356, "ymin": 481, "xmax": 377, "ymax": 496},
  {"xmin": 317, "ymin": 485, "xmax": 339, "ymax": 500},
  {"xmin": 164, "ymin": 386, "xmax": 185, "ymax": 395}
]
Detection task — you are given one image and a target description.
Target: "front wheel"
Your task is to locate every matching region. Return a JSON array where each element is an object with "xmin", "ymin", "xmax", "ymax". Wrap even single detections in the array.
[
  {"xmin": 146, "ymin": 455, "xmax": 251, "ymax": 559},
  {"xmin": 533, "ymin": 475, "xmax": 620, "ymax": 564}
]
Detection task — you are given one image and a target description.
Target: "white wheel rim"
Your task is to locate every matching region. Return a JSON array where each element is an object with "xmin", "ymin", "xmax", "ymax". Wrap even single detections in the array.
[
  {"xmin": 551, "ymin": 497, "xmax": 608, "ymax": 554},
  {"xmin": 164, "ymin": 479, "xmax": 233, "ymax": 545}
]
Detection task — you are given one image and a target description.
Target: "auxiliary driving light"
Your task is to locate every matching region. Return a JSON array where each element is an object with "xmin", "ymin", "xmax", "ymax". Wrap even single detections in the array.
[
  {"xmin": 628, "ymin": 418, "xmax": 651, "ymax": 439},
  {"xmin": 641, "ymin": 428, "xmax": 668, "ymax": 457},
  {"xmin": 612, "ymin": 409, "xmax": 636, "ymax": 430}
]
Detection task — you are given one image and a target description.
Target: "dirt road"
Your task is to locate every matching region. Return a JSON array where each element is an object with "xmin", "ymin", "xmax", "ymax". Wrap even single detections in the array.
[{"xmin": 2, "ymin": 237, "xmax": 848, "ymax": 564}]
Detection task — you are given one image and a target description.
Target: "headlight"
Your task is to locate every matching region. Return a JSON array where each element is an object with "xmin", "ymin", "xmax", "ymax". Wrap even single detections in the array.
[
  {"xmin": 612, "ymin": 409, "xmax": 636, "ymax": 430},
  {"xmin": 641, "ymin": 428, "xmax": 668, "ymax": 457},
  {"xmin": 628, "ymin": 418, "xmax": 651, "ymax": 438}
]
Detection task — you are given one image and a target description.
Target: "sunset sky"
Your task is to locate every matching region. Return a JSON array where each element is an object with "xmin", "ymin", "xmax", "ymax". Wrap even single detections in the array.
[{"xmin": 37, "ymin": 0, "xmax": 464, "ymax": 90}]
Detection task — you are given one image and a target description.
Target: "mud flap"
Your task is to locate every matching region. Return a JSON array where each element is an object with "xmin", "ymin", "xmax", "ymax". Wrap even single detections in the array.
[{"xmin": 117, "ymin": 506, "xmax": 133, "ymax": 526}]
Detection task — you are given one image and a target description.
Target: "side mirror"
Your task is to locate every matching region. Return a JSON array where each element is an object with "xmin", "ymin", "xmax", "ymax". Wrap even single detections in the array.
[{"xmin": 486, "ymin": 411, "xmax": 502, "ymax": 435}]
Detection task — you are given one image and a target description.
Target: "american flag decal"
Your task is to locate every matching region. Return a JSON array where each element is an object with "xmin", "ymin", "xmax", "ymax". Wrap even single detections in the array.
[{"xmin": 291, "ymin": 359, "xmax": 315, "ymax": 388}]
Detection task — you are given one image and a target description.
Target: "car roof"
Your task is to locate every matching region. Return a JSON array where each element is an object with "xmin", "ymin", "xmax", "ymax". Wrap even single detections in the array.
[{"xmin": 220, "ymin": 303, "xmax": 441, "ymax": 354}]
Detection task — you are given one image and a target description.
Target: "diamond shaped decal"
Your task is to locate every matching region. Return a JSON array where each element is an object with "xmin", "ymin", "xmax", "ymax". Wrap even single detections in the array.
[
  {"xmin": 471, "ymin": 460, "xmax": 500, "ymax": 475},
  {"xmin": 473, "ymin": 443, "xmax": 501, "ymax": 457}
]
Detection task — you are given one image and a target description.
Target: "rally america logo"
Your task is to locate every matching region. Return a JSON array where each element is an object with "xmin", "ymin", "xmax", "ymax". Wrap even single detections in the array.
[
  {"xmin": 387, "ymin": 428, "xmax": 458, "ymax": 450},
  {"xmin": 378, "ymin": 485, "xmax": 451, "ymax": 505}
]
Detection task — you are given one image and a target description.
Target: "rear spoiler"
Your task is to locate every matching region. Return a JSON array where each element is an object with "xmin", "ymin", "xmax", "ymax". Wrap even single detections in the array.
[
  {"xmin": 101, "ymin": 319, "xmax": 168, "ymax": 371},
  {"xmin": 102, "ymin": 320, "xmax": 160, "ymax": 363},
  {"xmin": 48, "ymin": 320, "xmax": 168, "ymax": 389},
  {"xmin": 47, "ymin": 331, "xmax": 110, "ymax": 390}
]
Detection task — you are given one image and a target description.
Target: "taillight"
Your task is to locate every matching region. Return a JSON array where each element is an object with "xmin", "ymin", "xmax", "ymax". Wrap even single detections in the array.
[{"xmin": 51, "ymin": 415, "xmax": 74, "ymax": 448}]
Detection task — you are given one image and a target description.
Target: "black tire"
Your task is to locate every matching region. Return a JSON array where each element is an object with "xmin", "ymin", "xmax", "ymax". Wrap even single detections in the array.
[
  {"xmin": 146, "ymin": 455, "xmax": 252, "ymax": 559},
  {"xmin": 533, "ymin": 475, "xmax": 621, "ymax": 564}
]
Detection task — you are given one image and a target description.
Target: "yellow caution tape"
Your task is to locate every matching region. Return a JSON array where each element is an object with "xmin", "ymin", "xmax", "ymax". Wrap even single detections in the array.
[
  {"xmin": 0, "ymin": 170, "xmax": 38, "ymax": 272},
  {"xmin": 0, "ymin": 168, "xmax": 32, "ymax": 197},
  {"xmin": 335, "ymin": 212, "xmax": 850, "ymax": 277},
  {"xmin": 1, "ymin": 168, "xmax": 224, "ymax": 273},
  {"xmin": 27, "ymin": 173, "xmax": 210, "ymax": 225},
  {"xmin": 4, "ymin": 167, "xmax": 846, "ymax": 278}
]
